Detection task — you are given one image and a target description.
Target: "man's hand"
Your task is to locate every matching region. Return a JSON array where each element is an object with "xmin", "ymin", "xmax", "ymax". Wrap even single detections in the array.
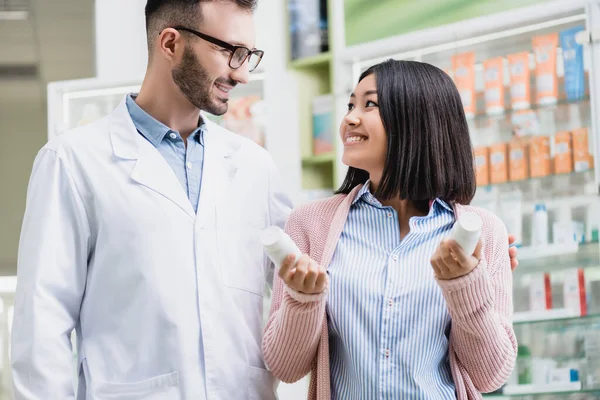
[{"xmin": 508, "ymin": 234, "xmax": 519, "ymax": 271}]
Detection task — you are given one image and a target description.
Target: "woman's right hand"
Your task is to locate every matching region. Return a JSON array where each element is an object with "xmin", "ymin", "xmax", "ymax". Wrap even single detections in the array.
[{"xmin": 278, "ymin": 254, "xmax": 328, "ymax": 295}]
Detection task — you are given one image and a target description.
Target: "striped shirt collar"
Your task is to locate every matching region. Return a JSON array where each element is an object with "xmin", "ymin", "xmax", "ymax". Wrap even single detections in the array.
[{"xmin": 352, "ymin": 180, "xmax": 454, "ymax": 215}]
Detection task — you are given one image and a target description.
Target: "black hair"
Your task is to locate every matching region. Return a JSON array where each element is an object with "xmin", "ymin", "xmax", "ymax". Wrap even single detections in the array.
[
  {"xmin": 336, "ymin": 59, "xmax": 476, "ymax": 207},
  {"xmin": 144, "ymin": 0, "xmax": 257, "ymax": 51}
]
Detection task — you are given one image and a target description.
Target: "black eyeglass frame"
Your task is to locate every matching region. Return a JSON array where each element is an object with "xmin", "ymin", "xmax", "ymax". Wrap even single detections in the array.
[{"xmin": 172, "ymin": 26, "xmax": 264, "ymax": 72}]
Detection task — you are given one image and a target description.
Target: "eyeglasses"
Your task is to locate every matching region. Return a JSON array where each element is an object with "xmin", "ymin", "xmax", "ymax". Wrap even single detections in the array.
[{"xmin": 172, "ymin": 26, "xmax": 264, "ymax": 72}]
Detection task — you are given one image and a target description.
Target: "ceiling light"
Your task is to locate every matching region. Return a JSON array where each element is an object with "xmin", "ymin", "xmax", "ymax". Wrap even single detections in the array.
[{"xmin": 0, "ymin": 10, "xmax": 28, "ymax": 20}]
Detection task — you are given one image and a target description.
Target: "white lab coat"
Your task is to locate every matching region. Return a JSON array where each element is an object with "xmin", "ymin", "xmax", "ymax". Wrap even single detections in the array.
[{"xmin": 11, "ymin": 97, "xmax": 292, "ymax": 399}]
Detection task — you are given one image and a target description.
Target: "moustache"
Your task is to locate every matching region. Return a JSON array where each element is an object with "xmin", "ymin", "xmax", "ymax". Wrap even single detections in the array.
[{"xmin": 215, "ymin": 78, "xmax": 237, "ymax": 88}]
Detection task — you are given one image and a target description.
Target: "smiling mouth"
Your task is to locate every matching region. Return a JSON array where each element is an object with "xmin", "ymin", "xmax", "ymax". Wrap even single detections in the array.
[
  {"xmin": 214, "ymin": 82, "xmax": 232, "ymax": 94},
  {"xmin": 345, "ymin": 135, "xmax": 367, "ymax": 143}
]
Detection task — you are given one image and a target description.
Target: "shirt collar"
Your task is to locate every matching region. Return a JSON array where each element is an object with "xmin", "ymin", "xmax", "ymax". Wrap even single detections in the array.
[
  {"xmin": 126, "ymin": 93, "xmax": 205, "ymax": 147},
  {"xmin": 352, "ymin": 181, "xmax": 454, "ymax": 215},
  {"xmin": 352, "ymin": 181, "xmax": 381, "ymax": 207}
]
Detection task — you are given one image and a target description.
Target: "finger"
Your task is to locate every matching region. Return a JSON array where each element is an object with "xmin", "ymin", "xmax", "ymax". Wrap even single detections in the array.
[
  {"xmin": 440, "ymin": 242, "xmax": 461, "ymax": 271},
  {"xmin": 447, "ymin": 240, "xmax": 473, "ymax": 267},
  {"xmin": 291, "ymin": 255, "xmax": 310, "ymax": 287},
  {"xmin": 510, "ymin": 249, "xmax": 519, "ymax": 271},
  {"xmin": 431, "ymin": 258, "xmax": 448, "ymax": 279},
  {"xmin": 509, "ymin": 246, "xmax": 518, "ymax": 267},
  {"xmin": 508, "ymin": 234, "xmax": 516, "ymax": 246},
  {"xmin": 314, "ymin": 267, "xmax": 328, "ymax": 292},
  {"xmin": 304, "ymin": 262, "xmax": 319, "ymax": 292},
  {"xmin": 278, "ymin": 255, "xmax": 297, "ymax": 280},
  {"xmin": 472, "ymin": 240, "xmax": 483, "ymax": 260}
]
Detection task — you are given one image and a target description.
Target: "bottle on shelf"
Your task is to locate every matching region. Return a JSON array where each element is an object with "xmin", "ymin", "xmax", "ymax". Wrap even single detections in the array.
[{"xmin": 532, "ymin": 203, "xmax": 549, "ymax": 247}]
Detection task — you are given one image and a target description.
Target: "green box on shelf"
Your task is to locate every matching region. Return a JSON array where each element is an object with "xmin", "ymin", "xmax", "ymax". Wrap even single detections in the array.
[{"xmin": 312, "ymin": 94, "xmax": 334, "ymax": 155}]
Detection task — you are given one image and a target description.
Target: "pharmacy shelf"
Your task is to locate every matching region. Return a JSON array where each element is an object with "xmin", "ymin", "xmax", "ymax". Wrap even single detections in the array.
[
  {"xmin": 290, "ymin": 52, "xmax": 332, "ymax": 69},
  {"xmin": 301, "ymin": 152, "xmax": 336, "ymax": 166},
  {"xmin": 477, "ymin": 169, "xmax": 595, "ymax": 194},
  {"xmin": 471, "ymin": 95, "xmax": 590, "ymax": 123},
  {"xmin": 521, "ymin": 194, "xmax": 598, "ymax": 216},
  {"xmin": 504, "ymin": 382, "xmax": 581, "ymax": 395},
  {"xmin": 513, "ymin": 308, "xmax": 600, "ymax": 324},
  {"xmin": 518, "ymin": 242, "xmax": 580, "ymax": 261},
  {"xmin": 514, "ymin": 242, "xmax": 600, "ymax": 273},
  {"xmin": 484, "ymin": 384, "xmax": 600, "ymax": 398}
]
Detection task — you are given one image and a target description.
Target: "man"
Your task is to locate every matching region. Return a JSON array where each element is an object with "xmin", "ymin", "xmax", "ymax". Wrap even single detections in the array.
[
  {"xmin": 11, "ymin": 1, "xmax": 289, "ymax": 399},
  {"xmin": 11, "ymin": 1, "xmax": 520, "ymax": 399}
]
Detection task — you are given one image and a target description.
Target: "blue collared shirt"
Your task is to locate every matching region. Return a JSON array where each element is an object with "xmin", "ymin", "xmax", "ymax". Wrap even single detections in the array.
[
  {"xmin": 327, "ymin": 182, "xmax": 456, "ymax": 399},
  {"xmin": 126, "ymin": 94, "xmax": 205, "ymax": 213}
]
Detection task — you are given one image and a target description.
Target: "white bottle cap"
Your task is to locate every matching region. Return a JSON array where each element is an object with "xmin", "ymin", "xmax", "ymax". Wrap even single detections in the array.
[
  {"xmin": 260, "ymin": 226, "xmax": 302, "ymax": 267},
  {"xmin": 456, "ymin": 212, "xmax": 483, "ymax": 234},
  {"xmin": 260, "ymin": 226, "xmax": 284, "ymax": 251},
  {"xmin": 450, "ymin": 212, "xmax": 483, "ymax": 256}
]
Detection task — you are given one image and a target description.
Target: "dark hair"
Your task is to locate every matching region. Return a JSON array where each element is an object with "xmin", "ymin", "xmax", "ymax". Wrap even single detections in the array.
[
  {"xmin": 336, "ymin": 59, "xmax": 476, "ymax": 206},
  {"xmin": 145, "ymin": 0, "xmax": 257, "ymax": 51}
]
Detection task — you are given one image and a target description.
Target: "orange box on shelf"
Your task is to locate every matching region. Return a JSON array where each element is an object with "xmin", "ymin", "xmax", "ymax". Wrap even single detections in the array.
[
  {"xmin": 452, "ymin": 52, "xmax": 476, "ymax": 118},
  {"xmin": 474, "ymin": 146, "xmax": 490, "ymax": 186},
  {"xmin": 572, "ymin": 127, "xmax": 593, "ymax": 172},
  {"xmin": 508, "ymin": 137, "xmax": 529, "ymax": 181},
  {"xmin": 553, "ymin": 131, "xmax": 574, "ymax": 174},
  {"xmin": 532, "ymin": 33, "xmax": 559, "ymax": 105},
  {"xmin": 529, "ymin": 135, "xmax": 552, "ymax": 178},
  {"xmin": 489, "ymin": 142, "xmax": 508, "ymax": 184},
  {"xmin": 483, "ymin": 57, "xmax": 505, "ymax": 115},
  {"xmin": 507, "ymin": 52, "xmax": 532, "ymax": 110}
]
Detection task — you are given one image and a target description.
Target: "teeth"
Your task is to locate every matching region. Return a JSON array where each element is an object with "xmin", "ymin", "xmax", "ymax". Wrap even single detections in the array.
[
  {"xmin": 346, "ymin": 136, "xmax": 366, "ymax": 143},
  {"xmin": 215, "ymin": 84, "xmax": 230, "ymax": 93}
]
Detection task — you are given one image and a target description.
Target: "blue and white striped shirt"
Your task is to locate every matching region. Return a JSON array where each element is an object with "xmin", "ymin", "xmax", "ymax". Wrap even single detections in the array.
[{"xmin": 327, "ymin": 182, "xmax": 456, "ymax": 399}]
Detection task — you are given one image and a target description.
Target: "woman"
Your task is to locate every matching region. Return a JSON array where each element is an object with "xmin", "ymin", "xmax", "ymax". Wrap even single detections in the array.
[{"xmin": 262, "ymin": 59, "xmax": 517, "ymax": 399}]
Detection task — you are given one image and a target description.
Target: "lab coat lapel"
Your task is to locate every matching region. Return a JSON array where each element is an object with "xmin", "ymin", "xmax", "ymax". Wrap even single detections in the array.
[
  {"xmin": 198, "ymin": 119, "xmax": 239, "ymax": 228},
  {"xmin": 109, "ymin": 98, "xmax": 196, "ymax": 220}
]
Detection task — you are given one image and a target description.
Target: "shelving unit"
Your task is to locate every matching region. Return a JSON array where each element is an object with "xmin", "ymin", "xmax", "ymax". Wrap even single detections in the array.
[
  {"xmin": 286, "ymin": 0, "xmax": 340, "ymax": 200},
  {"xmin": 280, "ymin": 0, "xmax": 600, "ymax": 397}
]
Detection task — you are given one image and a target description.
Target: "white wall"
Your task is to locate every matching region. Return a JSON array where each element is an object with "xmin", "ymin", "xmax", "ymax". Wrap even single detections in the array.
[
  {"xmin": 95, "ymin": 0, "xmax": 148, "ymax": 80},
  {"xmin": 0, "ymin": 0, "xmax": 95, "ymax": 275},
  {"xmin": 255, "ymin": 0, "xmax": 308, "ymax": 398}
]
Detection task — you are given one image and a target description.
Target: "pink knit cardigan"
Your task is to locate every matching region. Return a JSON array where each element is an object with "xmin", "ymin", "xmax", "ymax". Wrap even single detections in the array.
[{"xmin": 263, "ymin": 185, "xmax": 517, "ymax": 399}]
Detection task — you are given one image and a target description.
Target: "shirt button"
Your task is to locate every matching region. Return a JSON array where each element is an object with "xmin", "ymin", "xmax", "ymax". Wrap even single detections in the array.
[
  {"xmin": 388, "ymin": 299, "xmax": 394, "ymax": 307},
  {"xmin": 387, "ymin": 213, "xmax": 393, "ymax": 218},
  {"xmin": 392, "ymin": 255, "xmax": 398, "ymax": 261},
  {"xmin": 385, "ymin": 349, "xmax": 390, "ymax": 358},
  {"xmin": 186, "ymin": 161, "xmax": 192, "ymax": 170},
  {"xmin": 169, "ymin": 132, "xmax": 177, "ymax": 140}
]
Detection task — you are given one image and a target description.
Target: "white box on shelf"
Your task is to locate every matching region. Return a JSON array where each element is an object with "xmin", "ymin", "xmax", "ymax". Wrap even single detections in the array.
[
  {"xmin": 529, "ymin": 273, "xmax": 552, "ymax": 311},
  {"xmin": 563, "ymin": 268, "xmax": 587, "ymax": 316}
]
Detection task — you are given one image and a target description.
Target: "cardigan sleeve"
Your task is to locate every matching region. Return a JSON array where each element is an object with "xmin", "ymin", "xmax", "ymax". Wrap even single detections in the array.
[
  {"xmin": 262, "ymin": 207, "xmax": 327, "ymax": 383},
  {"xmin": 436, "ymin": 210, "xmax": 517, "ymax": 393}
]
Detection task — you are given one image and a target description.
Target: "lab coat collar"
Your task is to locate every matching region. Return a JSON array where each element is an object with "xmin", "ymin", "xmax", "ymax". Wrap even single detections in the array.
[{"xmin": 108, "ymin": 97, "xmax": 241, "ymax": 220}]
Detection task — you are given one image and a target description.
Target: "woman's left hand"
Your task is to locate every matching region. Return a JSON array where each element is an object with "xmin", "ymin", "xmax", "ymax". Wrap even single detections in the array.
[{"xmin": 430, "ymin": 239, "xmax": 482, "ymax": 280}]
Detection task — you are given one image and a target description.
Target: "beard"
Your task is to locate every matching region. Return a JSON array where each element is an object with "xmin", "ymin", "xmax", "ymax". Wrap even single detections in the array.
[{"xmin": 172, "ymin": 45, "xmax": 235, "ymax": 116}]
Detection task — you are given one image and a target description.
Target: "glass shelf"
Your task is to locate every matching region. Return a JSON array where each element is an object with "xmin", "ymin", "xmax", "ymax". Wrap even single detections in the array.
[
  {"xmin": 513, "ymin": 310, "xmax": 600, "ymax": 325},
  {"xmin": 301, "ymin": 152, "xmax": 336, "ymax": 166},
  {"xmin": 514, "ymin": 242, "xmax": 600, "ymax": 274},
  {"xmin": 484, "ymin": 387, "xmax": 600, "ymax": 398},
  {"xmin": 471, "ymin": 96, "xmax": 591, "ymax": 123},
  {"xmin": 476, "ymin": 169, "xmax": 595, "ymax": 194}
]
